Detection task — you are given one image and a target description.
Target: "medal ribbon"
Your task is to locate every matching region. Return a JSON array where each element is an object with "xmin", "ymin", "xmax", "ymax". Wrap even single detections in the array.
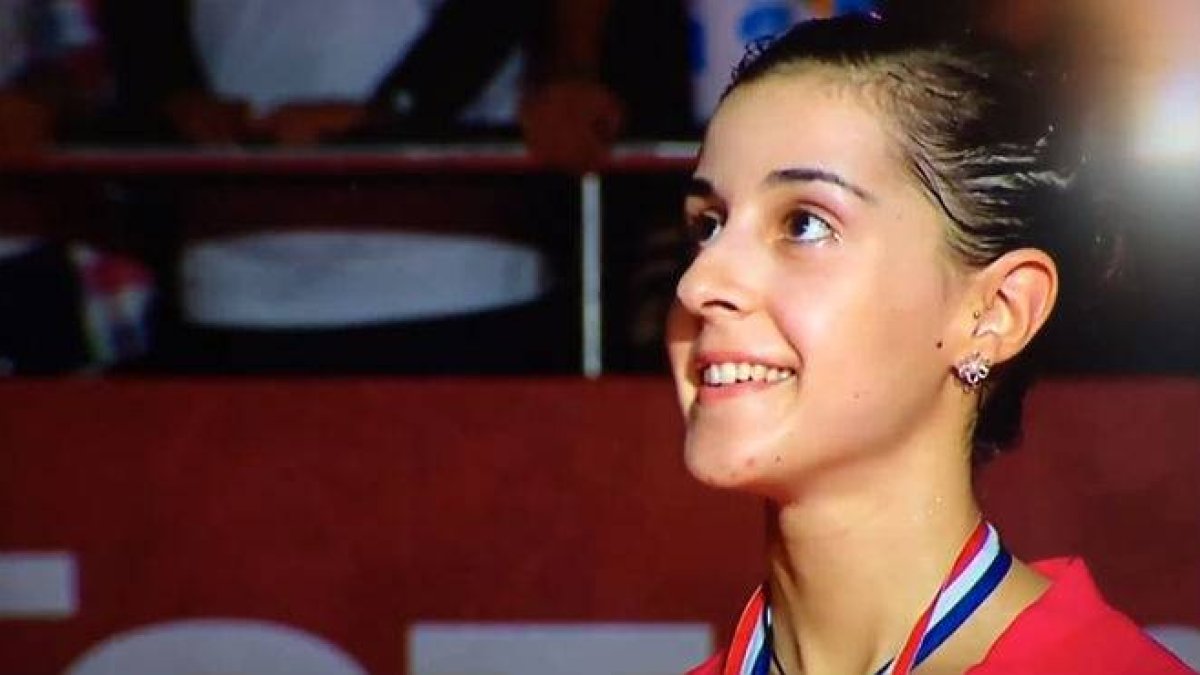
[{"xmin": 723, "ymin": 521, "xmax": 1011, "ymax": 675}]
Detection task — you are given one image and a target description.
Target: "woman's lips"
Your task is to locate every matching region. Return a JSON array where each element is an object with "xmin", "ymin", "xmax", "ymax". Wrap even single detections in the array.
[{"xmin": 693, "ymin": 357, "xmax": 797, "ymax": 404}]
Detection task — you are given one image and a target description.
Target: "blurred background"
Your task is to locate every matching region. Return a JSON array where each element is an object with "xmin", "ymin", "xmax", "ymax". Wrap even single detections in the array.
[{"xmin": 0, "ymin": 1, "xmax": 1197, "ymax": 673}]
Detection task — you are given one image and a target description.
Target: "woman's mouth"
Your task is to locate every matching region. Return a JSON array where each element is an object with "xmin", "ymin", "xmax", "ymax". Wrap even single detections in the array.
[
  {"xmin": 700, "ymin": 361, "xmax": 796, "ymax": 386},
  {"xmin": 695, "ymin": 361, "xmax": 797, "ymax": 403}
]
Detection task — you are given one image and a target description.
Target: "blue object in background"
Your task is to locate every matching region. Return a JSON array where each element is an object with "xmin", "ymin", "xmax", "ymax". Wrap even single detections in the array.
[
  {"xmin": 835, "ymin": 0, "xmax": 880, "ymax": 16},
  {"xmin": 738, "ymin": 1, "xmax": 793, "ymax": 45},
  {"xmin": 688, "ymin": 16, "xmax": 706, "ymax": 73}
]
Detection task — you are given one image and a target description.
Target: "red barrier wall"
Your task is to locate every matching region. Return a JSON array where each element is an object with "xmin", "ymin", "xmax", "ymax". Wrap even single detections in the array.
[{"xmin": 0, "ymin": 376, "xmax": 1197, "ymax": 674}]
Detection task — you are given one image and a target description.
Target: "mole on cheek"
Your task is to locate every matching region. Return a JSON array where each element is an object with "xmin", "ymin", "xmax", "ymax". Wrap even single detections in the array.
[
  {"xmin": 936, "ymin": 340, "xmax": 944, "ymax": 349},
  {"xmin": 774, "ymin": 455, "xmax": 782, "ymax": 464}
]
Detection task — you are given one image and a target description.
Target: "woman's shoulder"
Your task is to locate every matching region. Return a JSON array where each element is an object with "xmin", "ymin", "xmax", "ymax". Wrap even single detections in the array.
[{"xmin": 968, "ymin": 557, "xmax": 1193, "ymax": 674}]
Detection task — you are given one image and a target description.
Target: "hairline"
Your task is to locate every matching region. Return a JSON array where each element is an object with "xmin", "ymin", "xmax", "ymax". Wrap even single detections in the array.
[{"xmin": 728, "ymin": 60, "xmax": 981, "ymax": 269}]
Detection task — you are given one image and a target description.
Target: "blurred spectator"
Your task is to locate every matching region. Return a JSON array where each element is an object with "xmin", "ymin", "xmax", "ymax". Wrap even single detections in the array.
[
  {"xmin": 99, "ymin": 0, "xmax": 694, "ymax": 167},
  {"xmin": 0, "ymin": 0, "xmax": 110, "ymax": 154},
  {"xmin": 101, "ymin": 0, "xmax": 535, "ymax": 145},
  {"xmin": 0, "ymin": 0, "xmax": 152, "ymax": 375},
  {"xmin": 96, "ymin": 0, "xmax": 632, "ymax": 373},
  {"xmin": 0, "ymin": 239, "xmax": 154, "ymax": 375},
  {"xmin": 520, "ymin": 0, "xmax": 625, "ymax": 171},
  {"xmin": 522, "ymin": 0, "xmax": 693, "ymax": 169}
]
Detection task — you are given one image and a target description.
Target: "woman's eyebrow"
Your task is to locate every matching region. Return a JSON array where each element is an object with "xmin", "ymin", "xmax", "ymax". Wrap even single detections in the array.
[
  {"xmin": 685, "ymin": 176, "xmax": 718, "ymax": 199},
  {"xmin": 766, "ymin": 167, "xmax": 877, "ymax": 203},
  {"xmin": 686, "ymin": 174, "xmax": 720, "ymax": 198}
]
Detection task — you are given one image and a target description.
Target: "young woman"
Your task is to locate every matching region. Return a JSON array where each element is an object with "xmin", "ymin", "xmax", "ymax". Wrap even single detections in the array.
[{"xmin": 667, "ymin": 16, "xmax": 1192, "ymax": 675}]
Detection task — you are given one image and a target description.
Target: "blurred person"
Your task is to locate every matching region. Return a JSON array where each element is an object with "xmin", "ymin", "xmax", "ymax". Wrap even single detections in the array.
[
  {"xmin": 668, "ymin": 16, "xmax": 1191, "ymax": 674},
  {"xmin": 101, "ymin": 0, "xmax": 692, "ymax": 165},
  {"xmin": 0, "ymin": 0, "xmax": 153, "ymax": 375},
  {"xmin": 521, "ymin": 0, "xmax": 688, "ymax": 170},
  {"xmin": 96, "ymin": 0, "xmax": 631, "ymax": 373},
  {"xmin": 520, "ymin": 0, "xmax": 627, "ymax": 170},
  {"xmin": 101, "ymin": 0, "xmax": 536, "ymax": 145},
  {"xmin": 0, "ymin": 0, "xmax": 109, "ymax": 154}
]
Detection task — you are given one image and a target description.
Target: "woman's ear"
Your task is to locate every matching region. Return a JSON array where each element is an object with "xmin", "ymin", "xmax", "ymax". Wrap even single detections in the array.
[{"xmin": 969, "ymin": 248, "xmax": 1059, "ymax": 365}]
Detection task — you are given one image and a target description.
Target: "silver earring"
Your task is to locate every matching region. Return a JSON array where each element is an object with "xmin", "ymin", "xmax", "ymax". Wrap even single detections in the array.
[{"xmin": 955, "ymin": 351, "xmax": 991, "ymax": 390}]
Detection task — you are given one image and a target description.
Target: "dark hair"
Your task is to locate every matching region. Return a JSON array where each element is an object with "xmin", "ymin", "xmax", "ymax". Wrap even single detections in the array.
[{"xmin": 723, "ymin": 15, "xmax": 1080, "ymax": 462}]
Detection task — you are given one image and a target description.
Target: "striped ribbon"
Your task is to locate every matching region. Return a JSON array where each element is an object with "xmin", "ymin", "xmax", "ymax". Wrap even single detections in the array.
[
  {"xmin": 724, "ymin": 585, "xmax": 771, "ymax": 675},
  {"xmin": 724, "ymin": 521, "xmax": 1011, "ymax": 675}
]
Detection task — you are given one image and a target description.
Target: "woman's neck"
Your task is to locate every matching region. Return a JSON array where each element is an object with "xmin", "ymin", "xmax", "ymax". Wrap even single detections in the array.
[{"xmin": 764, "ymin": 452, "xmax": 981, "ymax": 675}]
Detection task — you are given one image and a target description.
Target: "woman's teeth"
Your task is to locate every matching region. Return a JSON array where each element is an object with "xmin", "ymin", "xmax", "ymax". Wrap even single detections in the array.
[{"xmin": 701, "ymin": 362, "xmax": 796, "ymax": 386}]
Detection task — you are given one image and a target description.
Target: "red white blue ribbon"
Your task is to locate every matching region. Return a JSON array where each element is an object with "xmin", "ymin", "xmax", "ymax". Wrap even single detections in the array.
[
  {"xmin": 723, "ymin": 521, "xmax": 1011, "ymax": 675},
  {"xmin": 724, "ymin": 585, "xmax": 771, "ymax": 675}
]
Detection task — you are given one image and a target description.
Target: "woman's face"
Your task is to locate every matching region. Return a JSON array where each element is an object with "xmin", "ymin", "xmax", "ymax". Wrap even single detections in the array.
[{"xmin": 666, "ymin": 71, "xmax": 974, "ymax": 499}]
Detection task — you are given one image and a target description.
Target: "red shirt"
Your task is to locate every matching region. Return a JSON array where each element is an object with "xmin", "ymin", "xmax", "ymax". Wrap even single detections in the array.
[{"xmin": 688, "ymin": 558, "xmax": 1192, "ymax": 674}]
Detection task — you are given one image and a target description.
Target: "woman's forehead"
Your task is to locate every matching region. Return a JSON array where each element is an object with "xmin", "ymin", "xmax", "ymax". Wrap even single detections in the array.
[{"xmin": 697, "ymin": 72, "xmax": 905, "ymax": 194}]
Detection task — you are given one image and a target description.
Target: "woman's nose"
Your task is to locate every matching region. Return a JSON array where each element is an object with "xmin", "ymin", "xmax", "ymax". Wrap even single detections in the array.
[{"xmin": 674, "ymin": 235, "xmax": 759, "ymax": 320}]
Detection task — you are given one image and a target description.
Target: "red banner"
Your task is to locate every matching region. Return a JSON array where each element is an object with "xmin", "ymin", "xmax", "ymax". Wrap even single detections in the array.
[{"xmin": 0, "ymin": 377, "xmax": 1197, "ymax": 673}]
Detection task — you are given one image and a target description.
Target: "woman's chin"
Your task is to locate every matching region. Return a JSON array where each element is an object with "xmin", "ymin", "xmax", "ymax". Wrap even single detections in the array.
[{"xmin": 684, "ymin": 436, "xmax": 779, "ymax": 494}]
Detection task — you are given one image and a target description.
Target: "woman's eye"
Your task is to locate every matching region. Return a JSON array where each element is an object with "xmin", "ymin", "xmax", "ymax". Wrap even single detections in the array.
[
  {"xmin": 785, "ymin": 210, "xmax": 837, "ymax": 243},
  {"xmin": 688, "ymin": 211, "xmax": 725, "ymax": 245}
]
